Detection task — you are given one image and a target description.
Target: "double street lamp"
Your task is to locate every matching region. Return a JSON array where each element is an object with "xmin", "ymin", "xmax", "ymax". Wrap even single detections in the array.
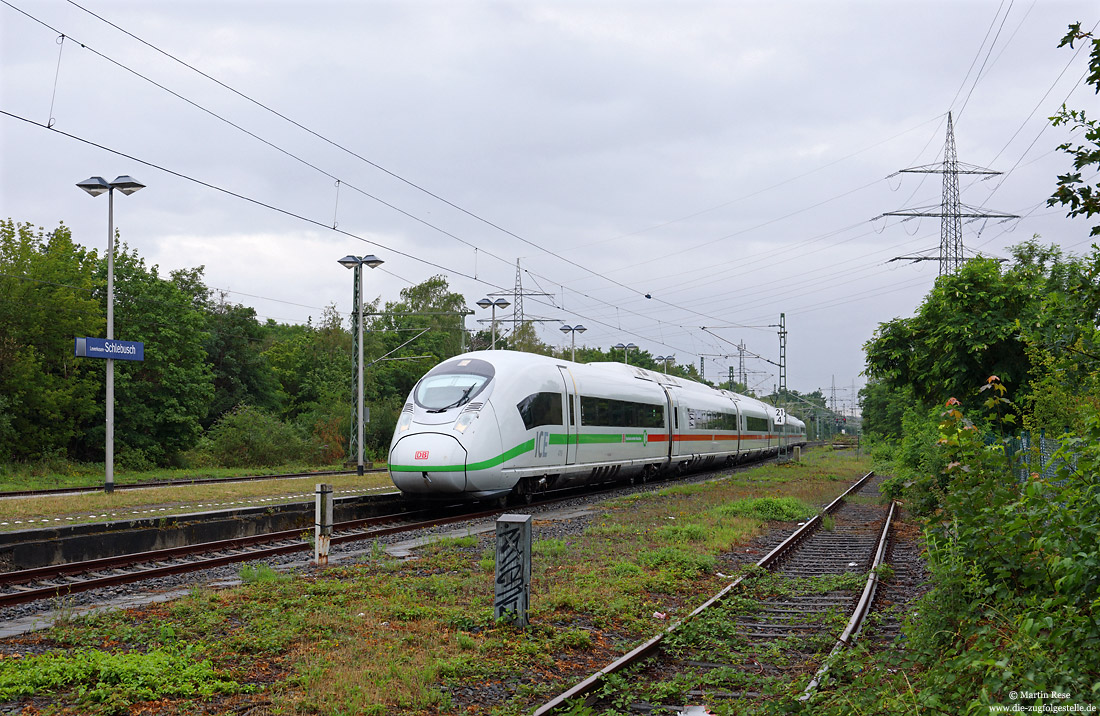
[
  {"xmin": 76, "ymin": 175, "xmax": 145, "ymax": 493},
  {"xmin": 338, "ymin": 254, "xmax": 384, "ymax": 475},
  {"xmin": 614, "ymin": 342, "xmax": 638, "ymax": 365},
  {"xmin": 655, "ymin": 355, "xmax": 675, "ymax": 373},
  {"xmin": 559, "ymin": 324, "xmax": 586, "ymax": 361},
  {"xmin": 476, "ymin": 297, "xmax": 510, "ymax": 349}
]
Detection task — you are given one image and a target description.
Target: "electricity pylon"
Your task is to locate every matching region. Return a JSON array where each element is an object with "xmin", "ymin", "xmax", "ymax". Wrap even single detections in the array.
[{"xmin": 885, "ymin": 112, "xmax": 1017, "ymax": 275}]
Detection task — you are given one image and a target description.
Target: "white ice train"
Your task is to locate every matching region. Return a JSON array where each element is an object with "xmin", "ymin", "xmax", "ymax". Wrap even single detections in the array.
[{"xmin": 388, "ymin": 350, "xmax": 806, "ymax": 502}]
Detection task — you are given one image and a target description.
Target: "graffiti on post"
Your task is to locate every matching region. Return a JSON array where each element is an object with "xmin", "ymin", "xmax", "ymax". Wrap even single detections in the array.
[{"xmin": 494, "ymin": 514, "xmax": 532, "ymax": 626}]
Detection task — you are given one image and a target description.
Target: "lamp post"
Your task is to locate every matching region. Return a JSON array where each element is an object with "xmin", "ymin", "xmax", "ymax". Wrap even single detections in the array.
[
  {"xmin": 76, "ymin": 175, "xmax": 144, "ymax": 494},
  {"xmin": 614, "ymin": 342, "xmax": 637, "ymax": 365},
  {"xmin": 476, "ymin": 297, "xmax": 510, "ymax": 349},
  {"xmin": 655, "ymin": 355, "xmax": 674, "ymax": 373},
  {"xmin": 338, "ymin": 254, "xmax": 384, "ymax": 476},
  {"xmin": 559, "ymin": 324, "xmax": 586, "ymax": 361}
]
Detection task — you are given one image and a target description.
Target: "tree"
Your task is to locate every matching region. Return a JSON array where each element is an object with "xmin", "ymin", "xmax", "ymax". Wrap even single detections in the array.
[
  {"xmin": 508, "ymin": 321, "xmax": 554, "ymax": 356},
  {"xmin": 74, "ymin": 248, "xmax": 215, "ymax": 466},
  {"xmin": 864, "ymin": 255, "xmax": 1040, "ymax": 410},
  {"xmin": 0, "ymin": 221, "xmax": 102, "ymax": 461},
  {"xmin": 864, "ymin": 239, "xmax": 1100, "ymax": 434},
  {"xmin": 858, "ymin": 379, "xmax": 913, "ymax": 440},
  {"xmin": 203, "ymin": 294, "xmax": 282, "ymax": 426},
  {"xmin": 352, "ymin": 276, "xmax": 471, "ymax": 457},
  {"xmin": 1049, "ymin": 24, "xmax": 1100, "ymax": 236},
  {"xmin": 264, "ymin": 305, "xmax": 350, "ymax": 424},
  {"xmin": 367, "ymin": 275, "xmax": 469, "ymax": 404}
]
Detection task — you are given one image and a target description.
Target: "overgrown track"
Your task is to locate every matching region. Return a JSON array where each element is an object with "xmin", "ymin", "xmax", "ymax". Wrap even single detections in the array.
[{"xmin": 534, "ymin": 472, "xmax": 897, "ymax": 714}]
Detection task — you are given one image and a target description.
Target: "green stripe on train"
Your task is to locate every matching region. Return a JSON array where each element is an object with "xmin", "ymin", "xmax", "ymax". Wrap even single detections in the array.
[{"xmin": 389, "ymin": 432, "xmax": 650, "ymax": 472}]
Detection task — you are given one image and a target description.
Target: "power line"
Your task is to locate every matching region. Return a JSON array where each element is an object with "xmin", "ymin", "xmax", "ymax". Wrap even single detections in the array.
[
  {"xmin": 0, "ymin": 111, "xmax": 721, "ymax": 361},
  {"xmin": 5, "ymin": 0, "xmax": 832, "ymax": 360}
]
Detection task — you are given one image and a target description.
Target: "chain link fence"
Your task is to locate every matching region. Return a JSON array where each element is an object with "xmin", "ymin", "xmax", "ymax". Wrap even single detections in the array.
[{"xmin": 1003, "ymin": 430, "xmax": 1076, "ymax": 483}]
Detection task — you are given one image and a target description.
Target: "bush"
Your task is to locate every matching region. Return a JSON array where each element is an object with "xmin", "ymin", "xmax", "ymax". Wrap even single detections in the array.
[
  {"xmin": 204, "ymin": 405, "xmax": 313, "ymax": 468},
  {"xmin": 891, "ymin": 403, "xmax": 951, "ymax": 514},
  {"xmin": 115, "ymin": 447, "xmax": 154, "ymax": 473},
  {"xmin": 900, "ymin": 380, "xmax": 1100, "ymax": 710}
]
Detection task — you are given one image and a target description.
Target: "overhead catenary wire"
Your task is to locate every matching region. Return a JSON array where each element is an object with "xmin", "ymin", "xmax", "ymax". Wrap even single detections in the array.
[
  {"xmin": 9, "ymin": 0, "xmax": 1035, "ymax": 333},
  {"xmin": 0, "ymin": 111, "xmax": 710, "ymax": 359},
  {"xmin": 4, "ymin": 0, "xmax": 918, "ymax": 356}
]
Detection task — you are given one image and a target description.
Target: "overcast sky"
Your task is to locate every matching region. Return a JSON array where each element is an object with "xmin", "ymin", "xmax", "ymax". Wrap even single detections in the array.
[{"xmin": 2, "ymin": 0, "xmax": 1097, "ymax": 413}]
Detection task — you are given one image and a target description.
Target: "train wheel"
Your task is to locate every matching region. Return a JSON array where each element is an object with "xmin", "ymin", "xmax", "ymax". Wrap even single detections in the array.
[{"xmin": 510, "ymin": 476, "xmax": 538, "ymax": 505}]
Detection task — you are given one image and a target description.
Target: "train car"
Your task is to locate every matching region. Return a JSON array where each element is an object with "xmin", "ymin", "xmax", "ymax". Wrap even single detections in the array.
[{"xmin": 388, "ymin": 350, "xmax": 806, "ymax": 502}]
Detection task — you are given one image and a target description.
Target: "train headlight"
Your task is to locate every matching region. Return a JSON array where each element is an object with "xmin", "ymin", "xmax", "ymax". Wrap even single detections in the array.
[
  {"xmin": 397, "ymin": 412, "xmax": 414, "ymax": 433},
  {"xmin": 453, "ymin": 411, "xmax": 477, "ymax": 433}
]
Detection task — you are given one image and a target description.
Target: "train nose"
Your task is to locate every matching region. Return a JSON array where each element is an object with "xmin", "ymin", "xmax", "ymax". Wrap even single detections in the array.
[{"xmin": 389, "ymin": 433, "xmax": 468, "ymax": 494}]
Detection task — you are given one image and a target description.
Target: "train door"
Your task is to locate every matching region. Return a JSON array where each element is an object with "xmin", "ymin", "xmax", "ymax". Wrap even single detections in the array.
[
  {"xmin": 661, "ymin": 387, "xmax": 675, "ymax": 461},
  {"xmin": 557, "ymin": 366, "xmax": 578, "ymax": 465},
  {"xmin": 672, "ymin": 399, "xmax": 687, "ymax": 458},
  {"xmin": 733, "ymin": 401, "xmax": 743, "ymax": 460}
]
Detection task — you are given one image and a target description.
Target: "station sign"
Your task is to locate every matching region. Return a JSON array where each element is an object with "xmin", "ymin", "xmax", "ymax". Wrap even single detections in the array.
[
  {"xmin": 74, "ymin": 337, "xmax": 144, "ymax": 362},
  {"xmin": 773, "ymin": 408, "xmax": 787, "ymax": 425}
]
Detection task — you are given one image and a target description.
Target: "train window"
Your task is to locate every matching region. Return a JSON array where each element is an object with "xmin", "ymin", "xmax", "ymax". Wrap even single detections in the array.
[
  {"xmin": 516, "ymin": 392, "xmax": 564, "ymax": 431},
  {"xmin": 569, "ymin": 396, "xmax": 575, "ymax": 426},
  {"xmin": 745, "ymin": 415, "xmax": 769, "ymax": 432},
  {"xmin": 683, "ymin": 409, "xmax": 738, "ymax": 430},
  {"xmin": 715, "ymin": 412, "xmax": 738, "ymax": 430},
  {"xmin": 414, "ymin": 358, "xmax": 495, "ymax": 411},
  {"xmin": 580, "ymin": 396, "xmax": 664, "ymax": 428}
]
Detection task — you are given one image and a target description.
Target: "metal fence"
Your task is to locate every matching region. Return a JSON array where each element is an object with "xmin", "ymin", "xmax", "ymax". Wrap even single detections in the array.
[{"xmin": 1003, "ymin": 430, "xmax": 1076, "ymax": 482}]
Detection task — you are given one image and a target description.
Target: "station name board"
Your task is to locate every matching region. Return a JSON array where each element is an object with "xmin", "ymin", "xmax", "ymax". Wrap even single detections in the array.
[{"xmin": 74, "ymin": 337, "xmax": 144, "ymax": 362}]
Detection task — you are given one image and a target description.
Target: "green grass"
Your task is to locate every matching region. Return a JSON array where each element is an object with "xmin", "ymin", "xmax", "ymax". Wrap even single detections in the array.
[
  {"xmin": 238, "ymin": 563, "xmax": 290, "ymax": 584},
  {"xmin": 0, "ymin": 646, "xmax": 249, "ymax": 712},
  {"xmin": 0, "ymin": 471, "xmax": 395, "ymax": 532},
  {"xmin": 0, "ymin": 459, "xmax": 374, "ymax": 493},
  {"xmin": 710, "ymin": 496, "xmax": 817, "ymax": 521}
]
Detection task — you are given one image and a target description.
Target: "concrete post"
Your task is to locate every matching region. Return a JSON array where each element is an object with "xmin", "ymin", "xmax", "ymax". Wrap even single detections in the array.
[
  {"xmin": 494, "ymin": 513, "xmax": 532, "ymax": 627},
  {"xmin": 793, "ymin": 445, "xmax": 802, "ymax": 463},
  {"xmin": 314, "ymin": 483, "xmax": 333, "ymax": 566}
]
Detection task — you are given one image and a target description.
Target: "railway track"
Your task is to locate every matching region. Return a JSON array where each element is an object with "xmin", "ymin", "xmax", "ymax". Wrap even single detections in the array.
[
  {"xmin": 0, "ymin": 503, "xmax": 504, "ymax": 609},
  {"xmin": 533, "ymin": 471, "xmax": 896, "ymax": 714},
  {"xmin": 0, "ymin": 450, "xmax": 833, "ymax": 614}
]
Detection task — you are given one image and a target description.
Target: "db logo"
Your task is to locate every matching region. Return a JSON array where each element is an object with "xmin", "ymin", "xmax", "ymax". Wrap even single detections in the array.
[{"xmin": 414, "ymin": 450, "xmax": 429, "ymax": 460}]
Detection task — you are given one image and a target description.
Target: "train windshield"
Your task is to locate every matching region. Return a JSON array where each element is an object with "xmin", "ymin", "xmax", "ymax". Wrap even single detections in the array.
[{"xmin": 415, "ymin": 358, "xmax": 495, "ymax": 412}]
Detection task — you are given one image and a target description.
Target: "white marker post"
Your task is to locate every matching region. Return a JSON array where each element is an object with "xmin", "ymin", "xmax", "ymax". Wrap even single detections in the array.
[{"xmin": 314, "ymin": 483, "xmax": 333, "ymax": 565}]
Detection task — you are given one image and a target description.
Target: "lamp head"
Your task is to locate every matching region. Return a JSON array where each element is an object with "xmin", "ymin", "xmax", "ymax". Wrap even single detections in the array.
[
  {"xmin": 574, "ymin": 324, "xmax": 586, "ymax": 333},
  {"xmin": 338, "ymin": 255, "xmax": 360, "ymax": 269},
  {"xmin": 110, "ymin": 176, "xmax": 145, "ymax": 195},
  {"xmin": 362, "ymin": 254, "xmax": 384, "ymax": 269},
  {"xmin": 560, "ymin": 325, "xmax": 572, "ymax": 333},
  {"xmin": 76, "ymin": 176, "xmax": 111, "ymax": 197},
  {"xmin": 494, "ymin": 298, "xmax": 510, "ymax": 309},
  {"xmin": 476, "ymin": 298, "xmax": 493, "ymax": 309}
]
